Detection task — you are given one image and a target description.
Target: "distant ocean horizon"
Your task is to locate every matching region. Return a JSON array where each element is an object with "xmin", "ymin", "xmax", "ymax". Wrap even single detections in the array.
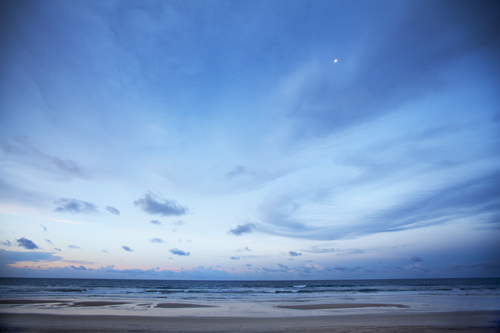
[{"xmin": 1, "ymin": 277, "xmax": 499, "ymax": 302}]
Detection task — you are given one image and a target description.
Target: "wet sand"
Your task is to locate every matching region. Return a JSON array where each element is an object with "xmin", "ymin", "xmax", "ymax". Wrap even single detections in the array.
[
  {"xmin": 0, "ymin": 300, "xmax": 71, "ymax": 305},
  {"xmin": 0, "ymin": 311, "xmax": 499, "ymax": 332},
  {"xmin": 276, "ymin": 303, "xmax": 409, "ymax": 310},
  {"xmin": 155, "ymin": 302, "xmax": 218, "ymax": 308}
]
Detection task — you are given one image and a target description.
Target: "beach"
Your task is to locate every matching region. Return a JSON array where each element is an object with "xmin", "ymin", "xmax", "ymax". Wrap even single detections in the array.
[
  {"xmin": 1, "ymin": 311, "xmax": 499, "ymax": 332},
  {"xmin": 0, "ymin": 297, "xmax": 499, "ymax": 332}
]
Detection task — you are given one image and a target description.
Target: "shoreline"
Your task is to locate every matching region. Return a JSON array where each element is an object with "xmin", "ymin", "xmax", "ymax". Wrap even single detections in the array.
[{"xmin": 1, "ymin": 311, "xmax": 499, "ymax": 332}]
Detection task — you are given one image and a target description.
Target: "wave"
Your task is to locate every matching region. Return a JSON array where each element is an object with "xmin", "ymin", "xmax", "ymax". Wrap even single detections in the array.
[
  {"xmin": 1, "ymin": 278, "xmax": 498, "ymax": 301},
  {"xmin": 52, "ymin": 288, "xmax": 88, "ymax": 292}
]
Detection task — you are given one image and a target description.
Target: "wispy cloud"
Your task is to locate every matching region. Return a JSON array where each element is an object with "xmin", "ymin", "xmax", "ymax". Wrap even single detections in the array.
[
  {"xmin": 275, "ymin": 2, "xmax": 500, "ymax": 142},
  {"xmin": 228, "ymin": 223, "xmax": 255, "ymax": 236},
  {"xmin": 1, "ymin": 137, "xmax": 84, "ymax": 178},
  {"xmin": 230, "ymin": 256, "xmax": 240, "ymax": 260},
  {"xmin": 1, "ymin": 240, "xmax": 11, "ymax": 247},
  {"xmin": 170, "ymin": 248, "xmax": 190, "ymax": 256},
  {"xmin": 70, "ymin": 265, "xmax": 87, "ymax": 270},
  {"xmin": 54, "ymin": 198, "xmax": 99, "ymax": 214},
  {"xmin": 150, "ymin": 220, "xmax": 161, "ymax": 225},
  {"xmin": 40, "ymin": 225, "xmax": 47, "ymax": 232},
  {"xmin": 258, "ymin": 169, "xmax": 500, "ymax": 241},
  {"xmin": 150, "ymin": 238, "xmax": 165, "ymax": 244},
  {"xmin": 449, "ymin": 261, "xmax": 500, "ymax": 271},
  {"xmin": 106, "ymin": 206, "xmax": 120, "ymax": 215},
  {"xmin": 16, "ymin": 238, "xmax": 38, "ymax": 250},
  {"xmin": 289, "ymin": 251, "xmax": 302, "ymax": 257},
  {"xmin": 0, "ymin": 178, "xmax": 49, "ymax": 207},
  {"xmin": 277, "ymin": 263, "xmax": 290, "ymax": 272},
  {"xmin": 226, "ymin": 165, "xmax": 254, "ymax": 178},
  {"xmin": 363, "ymin": 171, "xmax": 500, "ymax": 235},
  {"xmin": 62, "ymin": 260, "xmax": 95, "ymax": 265},
  {"xmin": 261, "ymin": 267, "xmax": 279, "ymax": 273},
  {"xmin": 68, "ymin": 244, "xmax": 80, "ymax": 249},
  {"xmin": 122, "ymin": 246, "xmax": 133, "ymax": 252},
  {"xmin": 44, "ymin": 239, "xmax": 54, "ymax": 246},
  {"xmin": 172, "ymin": 220, "xmax": 185, "ymax": 232},
  {"xmin": 303, "ymin": 247, "xmax": 337, "ymax": 254},
  {"xmin": 134, "ymin": 192, "xmax": 189, "ymax": 217},
  {"xmin": 45, "ymin": 218, "xmax": 84, "ymax": 225}
]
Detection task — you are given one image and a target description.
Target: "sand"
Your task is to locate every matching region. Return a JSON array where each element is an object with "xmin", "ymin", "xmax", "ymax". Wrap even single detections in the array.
[
  {"xmin": 0, "ymin": 298, "xmax": 499, "ymax": 332},
  {"xmin": 0, "ymin": 311, "xmax": 499, "ymax": 332}
]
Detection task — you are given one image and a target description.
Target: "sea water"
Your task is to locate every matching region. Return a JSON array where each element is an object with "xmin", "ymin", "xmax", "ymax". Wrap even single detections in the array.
[{"xmin": 1, "ymin": 277, "xmax": 498, "ymax": 302}]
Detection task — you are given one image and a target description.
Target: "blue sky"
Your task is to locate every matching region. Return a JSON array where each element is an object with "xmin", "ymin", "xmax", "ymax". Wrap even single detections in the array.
[{"xmin": 0, "ymin": 0, "xmax": 499, "ymax": 280}]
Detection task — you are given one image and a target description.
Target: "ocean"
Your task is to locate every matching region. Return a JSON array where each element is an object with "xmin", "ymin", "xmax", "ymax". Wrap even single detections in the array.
[{"xmin": 1, "ymin": 277, "xmax": 498, "ymax": 302}]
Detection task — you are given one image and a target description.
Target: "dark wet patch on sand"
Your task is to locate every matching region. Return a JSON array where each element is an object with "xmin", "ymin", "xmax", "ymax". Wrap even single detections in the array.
[
  {"xmin": 155, "ymin": 303, "xmax": 217, "ymax": 308},
  {"xmin": 0, "ymin": 300, "xmax": 70, "ymax": 305},
  {"xmin": 71, "ymin": 301, "xmax": 129, "ymax": 307},
  {"xmin": 276, "ymin": 303, "xmax": 409, "ymax": 310}
]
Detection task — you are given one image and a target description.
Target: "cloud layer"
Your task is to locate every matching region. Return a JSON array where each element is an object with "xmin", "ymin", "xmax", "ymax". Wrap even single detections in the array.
[{"xmin": 0, "ymin": 0, "xmax": 498, "ymax": 280}]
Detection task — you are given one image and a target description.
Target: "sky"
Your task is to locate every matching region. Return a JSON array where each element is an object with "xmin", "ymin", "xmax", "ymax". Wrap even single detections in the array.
[{"xmin": 0, "ymin": 0, "xmax": 499, "ymax": 280}]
